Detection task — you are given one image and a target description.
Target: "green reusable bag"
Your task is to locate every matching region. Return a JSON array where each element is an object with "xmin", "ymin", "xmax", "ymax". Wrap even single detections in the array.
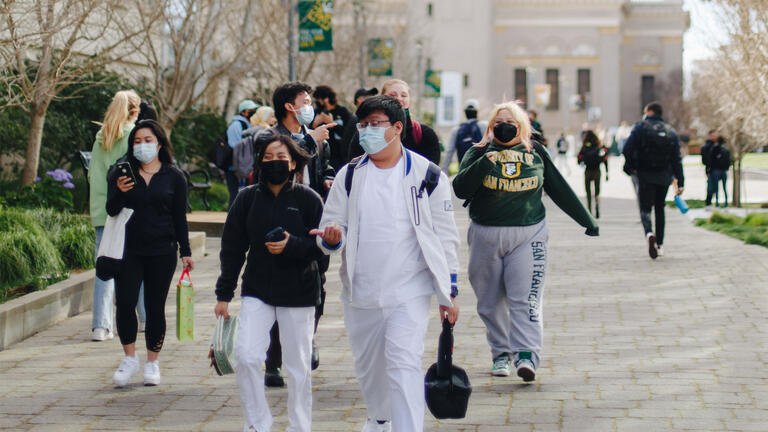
[
  {"xmin": 176, "ymin": 269, "xmax": 195, "ymax": 341},
  {"xmin": 209, "ymin": 315, "xmax": 238, "ymax": 375}
]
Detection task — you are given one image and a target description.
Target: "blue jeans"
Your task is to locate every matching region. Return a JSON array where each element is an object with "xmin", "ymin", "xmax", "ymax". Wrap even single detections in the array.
[
  {"xmin": 706, "ymin": 169, "xmax": 728, "ymax": 206},
  {"xmin": 93, "ymin": 227, "xmax": 145, "ymax": 331}
]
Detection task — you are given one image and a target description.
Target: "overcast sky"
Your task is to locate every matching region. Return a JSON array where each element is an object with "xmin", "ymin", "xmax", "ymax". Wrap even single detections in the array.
[{"xmin": 683, "ymin": 0, "xmax": 728, "ymax": 73}]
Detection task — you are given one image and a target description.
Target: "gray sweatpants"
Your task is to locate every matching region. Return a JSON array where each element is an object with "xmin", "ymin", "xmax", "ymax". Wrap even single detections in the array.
[{"xmin": 467, "ymin": 220, "xmax": 548, "ymax": 368}]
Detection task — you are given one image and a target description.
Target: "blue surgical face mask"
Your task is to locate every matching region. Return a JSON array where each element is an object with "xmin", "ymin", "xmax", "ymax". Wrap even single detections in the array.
[
  {"xmin": 134, "ymin": 143, "xmax": 159, "ymax": 163},
  {"xmin": 359, "ymin": 126, "xmax": 394, "ymax": 155},
  {"xmin": 293, "ymin": 104, "xmax": 315, "ymax": 126}
]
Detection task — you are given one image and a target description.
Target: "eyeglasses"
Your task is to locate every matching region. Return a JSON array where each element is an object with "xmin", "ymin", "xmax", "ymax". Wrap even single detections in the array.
[{"xmin": 357, "ymin": 120, "xmax": 391, "ymax": 130}]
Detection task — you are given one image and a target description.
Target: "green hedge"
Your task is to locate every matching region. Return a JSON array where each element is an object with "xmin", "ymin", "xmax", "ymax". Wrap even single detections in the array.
[
  {"xmin": 0, "ymin": 207, "xmax": 94, "ymax": 303},
  {"xmin": 695, "ymin": 211, "xmax": 768, "ymax": 248}
]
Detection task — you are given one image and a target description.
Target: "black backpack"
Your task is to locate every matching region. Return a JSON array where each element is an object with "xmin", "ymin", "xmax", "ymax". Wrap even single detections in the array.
[
  {"xmin": 581, "ymin": 145, "xmax": 604, "ymax": 169},
  {"xmin": 711, "ymin": 145, "xmax": 732, "ymax": 170},
  {"xmin": 344, "ymin": 156, "xmax": 441, "ymax": 197},
  {"xmin": 209, "ymin": 119, "xmax": 249, "ymax": 170},
  {"xmin": 455, "ymin": 120, "xmax": 483, "ymax": 162},
  {"xmin": 638, "ymin": 120, "xmax": 676, "ymax": 171}
]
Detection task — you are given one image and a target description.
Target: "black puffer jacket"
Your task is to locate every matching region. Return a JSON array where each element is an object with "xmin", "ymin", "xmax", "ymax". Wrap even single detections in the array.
[{"xmin": 215, "ymin": 182, "xmax": 326, "ymax": 307}]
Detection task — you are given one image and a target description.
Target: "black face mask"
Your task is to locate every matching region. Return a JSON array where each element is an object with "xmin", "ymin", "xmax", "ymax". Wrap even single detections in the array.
[
  {"xmin": 260, "ymin": 160, "xmax": 291, "ymax": 185},
  {"xmin": 493, "ymin": 122, "xmax": 518, "ymax": 143}
]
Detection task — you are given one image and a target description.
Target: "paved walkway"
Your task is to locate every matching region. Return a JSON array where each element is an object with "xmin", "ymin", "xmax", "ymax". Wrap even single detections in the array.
[{"xmin": 1, "ymin": 160, "xmax": 768, "ymax": 431}]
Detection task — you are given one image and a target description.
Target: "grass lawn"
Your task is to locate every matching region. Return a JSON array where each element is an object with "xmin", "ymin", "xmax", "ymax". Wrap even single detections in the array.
[
  {"xmin": 742, "ymin": 153, "xmax": 768, "ymax": 169},
  {"xmin": 695, "ymin": 212, "xmax": 768, "ymax": 247}
]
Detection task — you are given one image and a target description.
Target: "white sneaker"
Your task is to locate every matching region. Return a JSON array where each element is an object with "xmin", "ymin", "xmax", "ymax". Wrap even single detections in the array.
[
  {"xmin": 143, "ymin": 361, "xmax": 161, "ymax": 386},
  {"xmin": 657, "ymin": 245, "xmax": 664, "ymax": 257},
  {"xmin": 113, "ymin": 356, "xmax": 139, "ymax": 386},
  {"xmin": 92, "ymin": 328, "xmax": 114, "ymax": 341},
  {"xmin": 138, "ymin": 322, "xmax": 146, "ymax": 333},
  {"xmin": 362, "ymin": 419, "xmax": 391, "ymax": 432}
]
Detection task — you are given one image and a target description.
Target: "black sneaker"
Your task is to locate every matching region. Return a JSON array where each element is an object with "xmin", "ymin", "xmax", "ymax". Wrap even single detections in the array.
[
  {"xmin": 646, "ymin": 233, "xmax": 658, "ymax": 260},
  {"xmin": 311, "ymin": 339, "xmax": 319, "ymax": 371},
  {"xmin": 264, "ymin": 368, "xmax": 285, "ymax": 387}
]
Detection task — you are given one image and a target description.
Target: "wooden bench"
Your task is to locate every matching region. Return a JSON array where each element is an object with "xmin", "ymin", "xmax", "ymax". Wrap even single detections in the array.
[{"xmin": 77, "ymin": 151, "xmax": 211, "ymax": 212}]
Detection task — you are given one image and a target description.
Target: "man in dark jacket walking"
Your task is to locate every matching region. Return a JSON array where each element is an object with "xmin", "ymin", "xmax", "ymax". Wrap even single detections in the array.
[
  {"xmin": 706, "ymin": 136, "xmax": 731, "ymax": 207},
  {"xmin": 622, "ymin": 102, "xmax": 685, "ymax": 259}
]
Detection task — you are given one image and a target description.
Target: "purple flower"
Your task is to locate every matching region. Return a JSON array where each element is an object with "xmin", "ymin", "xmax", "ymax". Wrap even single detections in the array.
[
  {"xmin": 35, "ymin": 176, "xmax": 41, "ymax": 182},
  {"xmin": 62, "ymin": 182, "xmax": 75, "ymax": 190},
  {"xmin": 55, "ymin": 169, "xmax": 73, "ymax": 181}
]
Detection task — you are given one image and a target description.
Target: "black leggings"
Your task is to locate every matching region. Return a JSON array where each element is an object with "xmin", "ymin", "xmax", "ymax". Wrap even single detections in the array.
[
  {"xmin": 639, "ymin": 182, "xmax": 669, "ymax": 245},
  {"xmin": 115, "ymin": 253, "xmax": 177, "ymax": 351},
  {"xmin": 584, "ymin": 168, "xmax": 601, "ymax": 214}
]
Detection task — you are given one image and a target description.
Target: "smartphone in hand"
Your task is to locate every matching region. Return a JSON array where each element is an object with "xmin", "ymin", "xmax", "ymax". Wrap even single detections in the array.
[
  {"xmin": 116, "ymin": 161, "xmax": 136, "ymax": 183},
  {"xmin": 265, "ymin": 226, "xmax": 285, "ymax": 242}
]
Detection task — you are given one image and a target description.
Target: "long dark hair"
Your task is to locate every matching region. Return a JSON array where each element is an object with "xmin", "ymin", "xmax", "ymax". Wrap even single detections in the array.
[
  {"xmin": 581, "ymin": 130, "xmax": 601, "ymax": 151},
  {"xmin": 126, "ymin": 119, "xmax": 173, "ymax": 165}
]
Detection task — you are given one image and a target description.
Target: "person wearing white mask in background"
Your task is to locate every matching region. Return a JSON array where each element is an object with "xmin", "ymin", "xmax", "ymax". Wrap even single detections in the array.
[
  {"xmin": 312, "ymin": 95, "xmax": 460, "ymax": 432},
  {"xmin": 106, "ymin": 119, "xmax": 194, "ymax": 387}
]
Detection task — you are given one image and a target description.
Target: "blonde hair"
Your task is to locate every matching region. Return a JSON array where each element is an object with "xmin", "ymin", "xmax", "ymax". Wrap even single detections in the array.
[
  {"xmin": 381, "ymin": 79, "xmax": 410, "ymax": 95},
  {"xmin": 486, "ymin": 101, "xmax": 533, "ymax": 151},
  {"xmin": 251, "ymin": 106, "xmax": 275, "ymax": 128},
  {"xmin": 100, "ymin": 90, "xmax": 141, "ymax": 151}
]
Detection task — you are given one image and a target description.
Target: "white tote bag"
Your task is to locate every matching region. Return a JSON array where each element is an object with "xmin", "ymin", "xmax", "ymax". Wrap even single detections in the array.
[{"xmin": 95, "ymin": 208, "xmax": 133, "ymax": 280}]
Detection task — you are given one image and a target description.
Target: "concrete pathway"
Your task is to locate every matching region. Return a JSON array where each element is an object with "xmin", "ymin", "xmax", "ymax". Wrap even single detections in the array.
[{"xmin": 1, "ymin": 159, "xmax": 767, "ymax": 431}]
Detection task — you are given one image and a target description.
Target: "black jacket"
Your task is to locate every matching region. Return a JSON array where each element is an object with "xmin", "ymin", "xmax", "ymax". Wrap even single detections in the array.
[
  {"xmin": 346, "ymin": 116, "xmax": 442, "ymax": 165},
  {"xmin": 215, "ymin": 182, "xmax": 326, "ymax": 307},
  {"xmin": 710, "ymin": 144, "xmax": 732, "ymax": 171},
  {"xmin": 622, "ymin": 115, "xmax": 684, "ymax": 187},
  {"xmin": 274, "ymin": 122, "xmax": 335, "ymax": 199},
  {"xmin": 106, "ymin": 162, "xmax": 191, "ymax": 257}
]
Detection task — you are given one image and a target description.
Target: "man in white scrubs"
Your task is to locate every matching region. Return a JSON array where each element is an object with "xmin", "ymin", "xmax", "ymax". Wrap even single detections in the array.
[{"xmin": 312, "ymin": 95, "xmax": 460, "ymax": 432}]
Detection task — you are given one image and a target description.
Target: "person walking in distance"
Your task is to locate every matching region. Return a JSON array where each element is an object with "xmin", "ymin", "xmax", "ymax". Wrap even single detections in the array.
[
  {"xmin": 313, "ymin": 95, "xmax": 460, "ymax": 432},
  {"xmin": 452, "ymin": 101, "xmax": 598, "ymax": 383},
  {"xmin": 622, "ymin": 102, "xmax": 685, "ymax": 259},
  {"xmin": 107, "ymin": 120, "xmax": 194, "ymax": 387},
  {"xmin": 226, "ymin": 100, "xmax": 258, "ymax": 208},
  {"xmin": 381, "ymin": 79, "xmax": 442, "ymax": 164},
  {"xmin": 215, "ymin": 134, "xmax": 324, "ymax": 432},
  {"xmin": 577, "ymin": 130, "xmax": 609, "ymax": 218},
  {"xmin": 554, "ymin": 132, "xmax": 571, "ymax": 175},
  {"xmin": 88, "ymin": 90, "xmax": 141, "ymax": 342},
  {"xmin": 440, "ymin": 99, "xmax": 487, "ymax": 173},
  {"xmin": 706, "ymin": 136, "xmax": 731, "ymax": 207},
  {"xmin": 311, "ymin": 85, "xmax": 353, "ymax": 171}
]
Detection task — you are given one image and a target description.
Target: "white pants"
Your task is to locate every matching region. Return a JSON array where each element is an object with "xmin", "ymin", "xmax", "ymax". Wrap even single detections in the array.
[
  {"xmin": 344, "ymin": 295, "xmax": 432, "ymax": 432},
  {"xmin": 234, "ymin": 297, "xmax": 314, "ymax": 432}
]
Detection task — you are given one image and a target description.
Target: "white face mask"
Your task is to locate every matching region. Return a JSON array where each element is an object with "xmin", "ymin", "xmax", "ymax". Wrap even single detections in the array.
[
  {"xmin": 359, "ymin": 126, "xmax": 394, "ymax": 155},
  {"xmin": 134, "ymin": 143, "xmax": 159, "ymax": 163},
  {"xmin": 293, "ymin": 104, "xmax": 315, "ymax": 126}
]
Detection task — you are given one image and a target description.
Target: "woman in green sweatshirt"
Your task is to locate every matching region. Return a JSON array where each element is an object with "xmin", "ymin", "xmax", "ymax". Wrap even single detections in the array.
[
  {"xmin": 452, "ymin": 101, "xmax": 598, "ymax": 382},
  {"xmin": 88, "ymin": 90, "xmax": 141, "ymax": 342}
]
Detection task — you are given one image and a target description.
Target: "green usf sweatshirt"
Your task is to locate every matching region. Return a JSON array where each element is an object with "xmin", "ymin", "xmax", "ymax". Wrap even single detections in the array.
[{"xmin": 452, "ymin": 141, "xmax": 598, "ymax": 235}]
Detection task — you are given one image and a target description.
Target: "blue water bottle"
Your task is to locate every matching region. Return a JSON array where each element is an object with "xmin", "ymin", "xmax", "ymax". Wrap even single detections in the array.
[{"xmin": 674, "ymin": 195, "xmax": 688, "ymax": 214}]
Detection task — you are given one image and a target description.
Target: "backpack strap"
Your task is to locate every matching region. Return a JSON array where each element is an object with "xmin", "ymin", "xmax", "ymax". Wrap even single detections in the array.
[
  {"xmin": 344, "ymin": 156, "xmax": 364, "ymax": 196},
  {"xmin": 411, "ymin": 120, "xmax": 423, "ymax": 146},
  {"xmin": 345, "ymin": 156, "xmax": 440, "ymax": 198}
]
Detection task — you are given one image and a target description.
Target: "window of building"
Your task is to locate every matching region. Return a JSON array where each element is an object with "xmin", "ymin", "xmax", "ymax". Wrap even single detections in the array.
[
  {"xmin": 577, "ymin": 69, "xmax": 590, "ymax": 111},
  {"xmin": 641, "ymin": 75, "xmax": 655, "ymax": 110},
  {"xmin": 426, "ymin": 57, "xmax": 432, "ymax": 71},
  {"xmin": 463, "ymin": 73, "xmax": 469, "ymax": 88},
  {"xmin": 546, "ymin": 68, "xmax": 559, "ymax": 110},
  {"xmin": 427, "ymin": 3, "xmax": 433, "ymax": 17},
  {"xmin": 514, "ymin": 69, "xmax": 527, "ymax": 108}
]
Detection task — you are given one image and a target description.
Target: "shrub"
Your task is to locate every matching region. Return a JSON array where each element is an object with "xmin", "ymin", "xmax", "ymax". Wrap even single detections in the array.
[
  {"xmin": 53, "ymin": 223, "xmax": 95, "ymax": 270},
  {"xmin": 189, "ymin": 181, "xmax": 229, "ymax": 212},
  {"xmin": 745, "ymin": 233, "xmax": 768, "ymax": 247},
  {"xmin": 708, "ymin": 212, "xmax": 742, "ymax": 225},
  {"xmin": 743, "ymin": 212, "xmax": 768, "ymax": 227}
]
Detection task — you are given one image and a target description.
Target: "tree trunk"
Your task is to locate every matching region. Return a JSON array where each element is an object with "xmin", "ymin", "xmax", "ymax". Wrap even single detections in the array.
[
  {"xmin": 21, "ymin": 101, "xmax": 51, "ymax": 186},
  {"xmin": 733, "ymin": 150, "xmax": 742, "ymax": 208}
]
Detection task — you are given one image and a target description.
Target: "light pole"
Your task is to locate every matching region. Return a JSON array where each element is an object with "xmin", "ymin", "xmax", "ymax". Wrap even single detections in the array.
[
  {"xmin": 286, "ymin": 0, "xmax": 297, "ymax": 81},
  {"xmin": 525, "ymin": 66, "xmax": 536, "ymax": 109}
]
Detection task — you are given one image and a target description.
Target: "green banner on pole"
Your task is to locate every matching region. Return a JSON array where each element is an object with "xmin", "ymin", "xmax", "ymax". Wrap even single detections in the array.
[
  {"xmin": 424, "ymin": 70, "xmax": 441, "ymax": 98},
  {"xmin": 367, "ymin": 38, "xmax": 394, "ymax": 76},
  {"xmin": 299, "ymin": 0, "xmax": 333, "ymax": 52}
]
